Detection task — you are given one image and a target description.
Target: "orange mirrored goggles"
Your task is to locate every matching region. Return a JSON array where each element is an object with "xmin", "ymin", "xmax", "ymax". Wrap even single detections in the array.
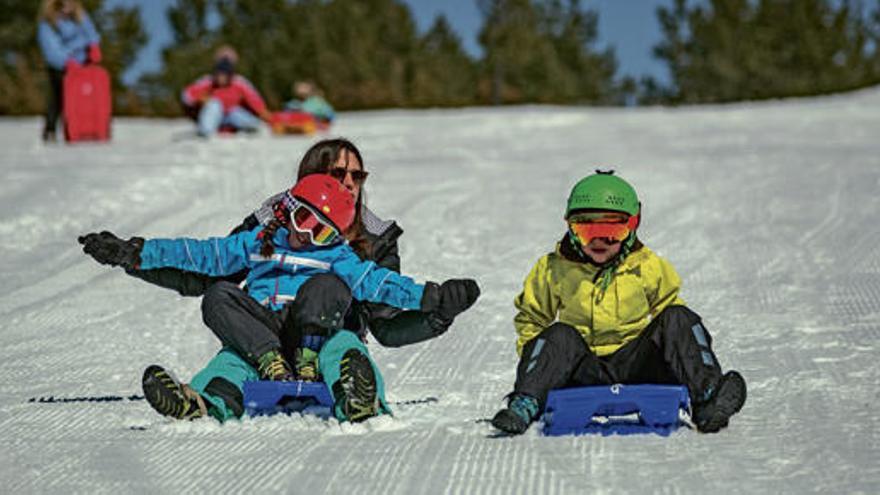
[{"xmin": 568, "ymin": 211, "xmax": 639, "ymax": 244}]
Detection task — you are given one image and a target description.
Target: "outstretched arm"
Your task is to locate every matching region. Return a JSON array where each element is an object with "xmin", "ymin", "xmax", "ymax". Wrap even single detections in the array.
[
  {"xmin": 79, "ymin": 229, "xmax": 259, "ymax": 277},
  {"xmin": 333, "ymin": 247, "xmax": 480, "ymax": 328},
  {"xmin": 369, "ymin": 311, "xmax": 441, "ymax": 347},
  {"xmin": 137, "ymin": 231, "xmax": 257, "ymax": 276},
  {"xmin": 349, "ymin": 225, "xmax": 480, "ymax": 346},
  {"xmin": 332, "ymin": 249, "xmax": 426, "ymax": 310},
  {"xmin": 370, "ymin": 279, "xmax": 480, "ymax": 347},
  {"xmin": 90, "ymin": 214, "xmax": 261, "ymax": 297}
]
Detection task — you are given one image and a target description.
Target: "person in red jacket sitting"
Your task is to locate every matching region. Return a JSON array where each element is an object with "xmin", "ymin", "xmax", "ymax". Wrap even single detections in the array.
[{"xmin": 181, "ymin": 47, "xmax": 272, "ymax": 137}]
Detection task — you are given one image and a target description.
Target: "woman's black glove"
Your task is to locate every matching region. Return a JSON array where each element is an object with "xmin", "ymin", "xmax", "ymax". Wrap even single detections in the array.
[
  {"xmin": 421, "ymin": 279, "xmax": 481, "ymax": 331},
  {"xmin": 78, "ymin": 231, "xmax": 144, "ymax": 270}
]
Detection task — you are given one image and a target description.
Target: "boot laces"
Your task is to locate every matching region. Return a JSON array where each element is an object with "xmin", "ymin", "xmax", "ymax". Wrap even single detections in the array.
[{"xmin": 258, "ymin": 351, "xmax": 293, "ymax": 381}]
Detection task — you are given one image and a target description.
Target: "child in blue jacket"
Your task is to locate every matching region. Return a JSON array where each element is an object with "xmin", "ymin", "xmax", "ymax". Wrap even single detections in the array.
[{"xmin": 79, "ymin": 174, "xmax": 479, "ymax": 422}]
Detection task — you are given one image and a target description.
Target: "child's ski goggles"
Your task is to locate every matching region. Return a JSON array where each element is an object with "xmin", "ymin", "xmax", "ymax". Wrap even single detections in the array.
[
  {"xmin": 568, "ymin": 211, "xmax": 639, "ymax": 244},
  {"xmin": 290, "ymin": 200, "xmax": 341, "ymax": 246}
]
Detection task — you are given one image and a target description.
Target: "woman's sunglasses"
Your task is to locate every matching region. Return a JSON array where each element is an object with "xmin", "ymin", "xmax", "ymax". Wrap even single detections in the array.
[{"xmin": 328, "ymin": 167, "xmax": 369, "ymax": 185}]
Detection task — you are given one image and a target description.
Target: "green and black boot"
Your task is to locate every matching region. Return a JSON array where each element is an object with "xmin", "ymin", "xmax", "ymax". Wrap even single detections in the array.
[
  {"xmin": 332, "ymin": 349, "xmax": 379, "ymax": 423},
  {"xmin": 257, "ymin": 349, "xmax": 295, "ymax": 381},
  {"xmin": 142, "ymin": 365, "xmax": 206, "ymax": 420}
]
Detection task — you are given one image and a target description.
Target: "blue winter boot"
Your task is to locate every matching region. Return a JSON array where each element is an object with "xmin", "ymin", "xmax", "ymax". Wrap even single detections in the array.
[{"xmin": 491, "ymin": 394, "xmax": 540, "ymax": 435}]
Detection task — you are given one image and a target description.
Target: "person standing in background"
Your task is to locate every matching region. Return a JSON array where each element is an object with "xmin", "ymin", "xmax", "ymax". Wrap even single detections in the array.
[{"xmin": 36, "ymin": 0, "xmax": 101, "ymax": 143}]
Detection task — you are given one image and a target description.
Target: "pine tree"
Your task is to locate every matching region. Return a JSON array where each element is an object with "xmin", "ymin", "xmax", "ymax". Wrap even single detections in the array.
[
  {"xmin": 477, "ymin": 0, "xmax": 619, "ymax": 105},
  {"xmin": 136, "ymin": 0, "xmax": 218, "ymax": 115},
  {"xmin": 90, "ymin": 4, "xmax": 147, "ymax": 113},
  {"xmin": 539, "ymin": 0, "xmax": 618, "ymax": 102},
  {"xmin": 410, "ymin": 14, "xmax": 478, "ymax": 107},
  {"xmin": 0, "ymin": 0, "xmax": 44, "ymax": 114},
  {"xmin": 648, "ymin": 0, "xmax": 880, "ymax": 104}
]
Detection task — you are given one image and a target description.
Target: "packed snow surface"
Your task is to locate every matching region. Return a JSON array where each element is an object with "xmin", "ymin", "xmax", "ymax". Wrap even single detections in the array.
[{"xmin": 1, "ymin": 90, "xmax": 879, "ymax": 494}]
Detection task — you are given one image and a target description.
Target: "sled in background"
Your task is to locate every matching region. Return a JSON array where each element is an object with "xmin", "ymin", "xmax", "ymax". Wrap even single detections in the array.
[
  {"xmin": 541, "ymin": 384, "xmax": 690, "ymax": 437},
  {"xmin": 244, "ymin": 380, "xmax": 335, "ymax": 418},
  {"xmin": 270, "ymin": 110, "xmax": 331, "ymax": 135},
  {"xmin": 64, "ymin": 65, "xmax": 111, "ymax": 143}
]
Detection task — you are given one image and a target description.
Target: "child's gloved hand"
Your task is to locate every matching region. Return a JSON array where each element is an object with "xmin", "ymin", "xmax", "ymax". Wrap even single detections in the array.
[
  {"xmin": 421, "ymin": 279, "xmax": 481, "ymax": 331},
  {"xmin": 78, "ymin": 231, "xmax": 144, "ymax": 270}
]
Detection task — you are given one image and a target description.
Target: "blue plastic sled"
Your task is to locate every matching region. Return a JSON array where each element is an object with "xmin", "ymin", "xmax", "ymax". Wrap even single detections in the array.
[
  {"xmin": 244, "ymin": 380, "xmax": 335, "ymax": 418},
  {"xmin": 541, "ymin": 384, "xmax": 690, "ymax": 437}
]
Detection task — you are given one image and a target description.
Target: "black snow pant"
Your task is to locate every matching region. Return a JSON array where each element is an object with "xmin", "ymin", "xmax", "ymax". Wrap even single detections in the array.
[
  {"xmin": 201, "ymin": 274, "xmax": 353, "ymax": 366},
  {"xmin": 514, "ymin": 305, "xmax": 724, "ymax": 408},
  {"xmin": 44, "ymin": 68, "xmax": 64, "ymax": 138}
]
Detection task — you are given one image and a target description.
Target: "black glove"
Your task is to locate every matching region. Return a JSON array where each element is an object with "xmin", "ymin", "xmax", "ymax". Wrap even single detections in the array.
[
  {"xmin": 421, "ymin": 279, "xmax": 481, "ymax": 330},
  {"xmin": 78, "ymin": 231, "xmax": 144, "ymax": 270}
]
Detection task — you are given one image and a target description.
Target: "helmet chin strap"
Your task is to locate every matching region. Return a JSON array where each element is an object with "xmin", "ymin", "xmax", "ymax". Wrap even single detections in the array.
[{"xmin": 567, "ymin": 229, "xmax": 637, "ymax": 301}]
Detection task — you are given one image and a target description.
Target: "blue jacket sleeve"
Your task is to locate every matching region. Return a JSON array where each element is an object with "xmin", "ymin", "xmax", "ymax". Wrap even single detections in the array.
[
  {"xmin": 80, "ymin": 13, "xmax": 101, "ymax": 45},
  {"xmin": 139, "ymin": 230, "xmax": 260, "ymax": 276},
  {"xmin": 332, "ymin": 247, "xmax": 424, "ymax": 310},
  {"xmin": 37, "ymin": 22, "xmax": 69, "ymax": 70}
]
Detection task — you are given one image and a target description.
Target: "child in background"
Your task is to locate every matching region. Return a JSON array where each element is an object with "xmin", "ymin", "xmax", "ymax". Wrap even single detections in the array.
[
  {"xmin": 285, "ymin": 80, "xmax": 336, "ymax": 125},
  {"xmin": 491, "ymin": 171, "xmax": 746, "ymax": 435}
]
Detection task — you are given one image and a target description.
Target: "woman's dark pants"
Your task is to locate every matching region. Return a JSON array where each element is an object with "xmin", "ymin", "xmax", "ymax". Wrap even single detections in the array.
[{"xmin": 44, "ymin": 68, "xmax": 64, "ymax": 138}]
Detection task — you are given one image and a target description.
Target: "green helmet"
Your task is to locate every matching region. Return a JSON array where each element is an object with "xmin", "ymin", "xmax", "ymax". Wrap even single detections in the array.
[{"xmin": 565, "ymin": 170, "xmax": 640, "ymax": 218}]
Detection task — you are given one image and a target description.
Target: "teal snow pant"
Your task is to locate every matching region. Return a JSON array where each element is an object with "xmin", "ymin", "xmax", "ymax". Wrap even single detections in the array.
[{"xmin": 189, "ymin": 330, "xmax": 391, "ymax": 422}]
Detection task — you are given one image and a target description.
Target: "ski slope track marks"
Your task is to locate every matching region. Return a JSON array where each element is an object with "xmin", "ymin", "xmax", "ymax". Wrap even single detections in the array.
[{"xmin": 1, "ymin": 91, "xmax": 879, "ymax": 493}]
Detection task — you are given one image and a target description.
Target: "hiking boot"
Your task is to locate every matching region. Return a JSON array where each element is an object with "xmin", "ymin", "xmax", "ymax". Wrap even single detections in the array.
[
  {"xmin": 693, "ymin": 371, "xmax": 747, "ymax": 433},
  {"xmin": 142, "ymin": 365, "xmax": 206, "ymax": 420},
  {"xmin": 257, "ymin": 350, "xmax": 295, "ymax": 381},
  {"xmin": 294, "ymin": 348, "xmax": 320, "ymax": 382},
  {"xmin": 332, "ymin": 349, "xmax": 379, "ymax": 423},
  {"xmin": 491, "ymin": 394, "xmax": 540, "ymax": 435}
]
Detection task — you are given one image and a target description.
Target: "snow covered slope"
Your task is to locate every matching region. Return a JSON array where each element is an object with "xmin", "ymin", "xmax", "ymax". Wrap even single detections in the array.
[{"xmin": 1, "ymin": 89, "xmax": 879, "ymax": 493}]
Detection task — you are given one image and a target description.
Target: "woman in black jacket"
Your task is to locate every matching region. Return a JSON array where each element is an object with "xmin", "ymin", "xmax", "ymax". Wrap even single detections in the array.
[{"xmin": 80, "ymin": 138, "xmax": 479, "ymax": 422}]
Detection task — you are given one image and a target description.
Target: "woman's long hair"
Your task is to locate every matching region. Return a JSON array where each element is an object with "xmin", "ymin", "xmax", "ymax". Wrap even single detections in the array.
[
  {"xmin": 296, "ymin": 138, "xmax": 369, "ymax": 256},
  {"xmin": 40, "ymin": 0, "xmax": 84, "ymax": 25},
  {"xmin": 260, "ymin": 138, "xmax": 370, "ymax": 258}
]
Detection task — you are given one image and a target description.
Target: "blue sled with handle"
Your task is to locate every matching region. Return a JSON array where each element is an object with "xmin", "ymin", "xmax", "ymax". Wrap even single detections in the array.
[
  {"xmin": 244, "ymin": 380, "xmax": 335, "ymax": 419},
  {"xmin": 541, "ymin": 384, "xmax": 690, "ymax": 437}
]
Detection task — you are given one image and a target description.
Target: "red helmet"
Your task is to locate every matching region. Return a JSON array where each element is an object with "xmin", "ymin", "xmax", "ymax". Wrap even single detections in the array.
[{"xmin": 288, "ymin": 174, "xmax": 355, "ymax": 233}]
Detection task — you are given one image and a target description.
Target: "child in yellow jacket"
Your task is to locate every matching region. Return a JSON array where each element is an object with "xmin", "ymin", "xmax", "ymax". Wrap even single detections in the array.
[{"xmin": 491, "ymin": 171, "xmax": 746, "ymax": 435}]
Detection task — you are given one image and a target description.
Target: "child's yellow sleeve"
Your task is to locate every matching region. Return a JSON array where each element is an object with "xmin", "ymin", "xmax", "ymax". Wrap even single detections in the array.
[
  {"xmin": 646, "ymin": 254, "xmax": 686, "ymax": 316},
  {"xmin": 514, "ymin": 255, "xmax": 559, "ymax": 356}
]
